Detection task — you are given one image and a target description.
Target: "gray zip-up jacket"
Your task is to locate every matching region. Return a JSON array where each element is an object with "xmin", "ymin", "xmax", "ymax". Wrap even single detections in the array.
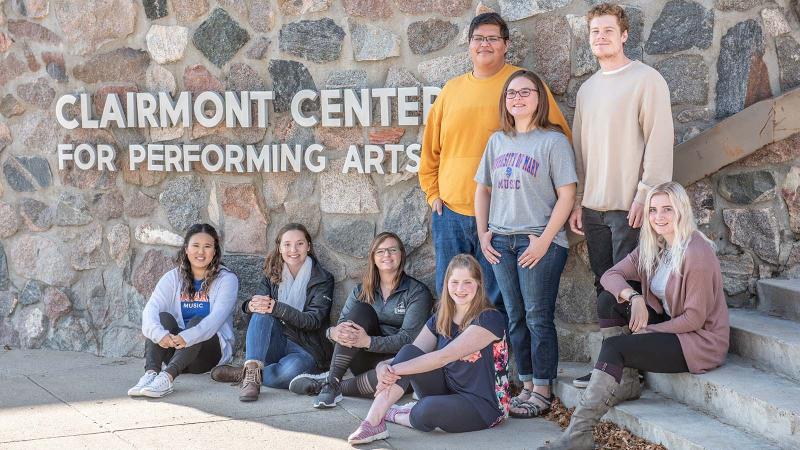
[{"xmin": 338, "ymin": 273, "xmax": 433, "ymax": 354}]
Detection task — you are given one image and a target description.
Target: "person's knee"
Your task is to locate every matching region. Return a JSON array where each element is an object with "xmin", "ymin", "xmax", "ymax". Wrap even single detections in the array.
[
  {"xmin": 596, "ymin": 290, "xmax": 618, "ymax": 318},
  {"xmin": 393, "ymin": 344, "xmax": 424, "ymax": 364},
  {"xmin": 343, "ymin": 302, "xmax": 377, "ymax": 327},
  {"xmin": 186, "ymin": 315, "xmax": 204, "ymax": 328},
  {"xmin": 159, "ymin": 312, "xmax": 178, "ymax": 328},
  {"xmin": 525, "ymin": 304, "xmax": 555, "ymax": 328},
  {"xmin": 248, "ymin": 312, "xmax": 277, "ymax": 328}
]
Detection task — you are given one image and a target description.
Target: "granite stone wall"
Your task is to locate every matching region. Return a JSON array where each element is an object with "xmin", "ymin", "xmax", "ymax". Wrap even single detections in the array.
[{"xmin": 0, "ymin": 0, "xmax": 798, "ymax": 360}]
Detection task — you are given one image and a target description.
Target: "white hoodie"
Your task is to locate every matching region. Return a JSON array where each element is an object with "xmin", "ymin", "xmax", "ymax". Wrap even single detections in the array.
[{"xmin": 141, "ymin": 268, "xmax": 239, "ymax": 365}]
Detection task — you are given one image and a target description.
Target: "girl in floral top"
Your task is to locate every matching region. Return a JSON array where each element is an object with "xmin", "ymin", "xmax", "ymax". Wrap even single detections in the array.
[{"xmin": 347, "ymin": 254, "xmax": 510, "ymax": 445}]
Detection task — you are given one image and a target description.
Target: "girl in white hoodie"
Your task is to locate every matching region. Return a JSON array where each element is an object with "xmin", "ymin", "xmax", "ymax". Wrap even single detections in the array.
[{"xmin": 128, "ymin": 223, "xmax": 239, "ymax": 398}]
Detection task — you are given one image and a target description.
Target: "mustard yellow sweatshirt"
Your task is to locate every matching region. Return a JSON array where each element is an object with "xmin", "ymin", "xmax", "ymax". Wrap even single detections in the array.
[{"xmin": 419, "ymin": 64, "xmax": 571, "ymax": 216}]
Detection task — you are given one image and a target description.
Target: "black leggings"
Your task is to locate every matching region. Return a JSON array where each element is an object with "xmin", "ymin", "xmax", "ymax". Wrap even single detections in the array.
[
  {"xmin": 329, "ymin": 302, "xmax": 393, "ymax": 397},
  {"xmin": 331, "ymin": 302, "xmax": 394, "ymax": 384},
  {"xmin": 596, "ymin": 288, "xmax": 660, "ymax": 328},
  {"xmin": 393, "ymin": 344, "xmax": 490, "ymax": 433},
  {"xmin": 595, "ymin": 290, "xmax": 689, "ymax": 381},
  {"xmin": 145, "ymin": 312, "xmax": 221, "ymax": 379}
]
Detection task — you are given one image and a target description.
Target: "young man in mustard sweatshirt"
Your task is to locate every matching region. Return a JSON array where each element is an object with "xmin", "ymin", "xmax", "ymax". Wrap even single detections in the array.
[
  {"xmin": 568, "ymin": 3, "xmax": 674, "ymax": 389},
  {"xmin": 418, "ymin": 12, "xmax": 571, "ymax": 318}
]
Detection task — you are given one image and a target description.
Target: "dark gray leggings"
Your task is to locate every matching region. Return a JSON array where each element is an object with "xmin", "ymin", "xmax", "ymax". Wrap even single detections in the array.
[
  {"xmin": 145, "ymin": 312, "xmax": 221, "ymax": 379},
  {"xmin": 393, "ymin": 344, "xmax": 490, "ymax": 433}
]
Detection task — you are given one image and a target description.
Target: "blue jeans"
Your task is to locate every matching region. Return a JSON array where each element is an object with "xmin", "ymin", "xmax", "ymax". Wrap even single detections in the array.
[
  {"xmin": 431, "ymin": 205, "xmax": 506, "ymax": 322},
  {"xmin": 245, "ymin": 313, "xmax": 316, "ymax": 389},
  {"xmin": 490, "ymin": 234, "xmax": 567, "ymax": 385}
]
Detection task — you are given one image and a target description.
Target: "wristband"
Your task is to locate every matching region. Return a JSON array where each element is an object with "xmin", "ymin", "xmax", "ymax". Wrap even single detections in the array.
[
  {"xmin": 325, "ymin": 327, "xmax": 333, "ymax": 342},
  {"xmin": 624, "ymin": 290, "xmax": 641, "ymax": 302}
]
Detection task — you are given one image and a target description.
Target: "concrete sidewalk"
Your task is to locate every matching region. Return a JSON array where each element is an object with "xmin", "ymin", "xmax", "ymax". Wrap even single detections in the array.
[{"xmin": 0, "ymin": 349, "xmax": 563, "ymax": 449}]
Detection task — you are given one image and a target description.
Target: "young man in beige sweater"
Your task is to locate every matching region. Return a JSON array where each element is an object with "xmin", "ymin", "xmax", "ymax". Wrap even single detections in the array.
[{"xmin": 568, "ymin": 3, "xmax": 674, "ymax": 388}]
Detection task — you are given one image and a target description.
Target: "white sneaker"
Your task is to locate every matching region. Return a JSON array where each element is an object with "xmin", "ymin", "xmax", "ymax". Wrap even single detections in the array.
[
  {"xmin": 140, "ymin": 372, "xmax": 174, "ymax": 398},
  {"xmin": 127, "ymin": 371, "xmax": 157, "ymax": 397}
]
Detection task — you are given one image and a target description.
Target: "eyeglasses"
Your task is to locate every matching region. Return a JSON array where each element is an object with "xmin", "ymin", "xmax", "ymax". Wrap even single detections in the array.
[
  {"xmin": 470, "ymin": 35, "xmax": 505, "ymax": 45},
  {"xmin": 505, "ymin": 88, "xmax": 538, "ymax": 99},
  {"xmin": 375, "ymin": 247, "xmax": 400, "ymax": 257}
]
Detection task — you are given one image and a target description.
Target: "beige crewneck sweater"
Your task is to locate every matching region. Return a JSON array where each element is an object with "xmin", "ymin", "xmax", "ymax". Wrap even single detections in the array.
[{"xmin": 573, "ymin": 60, "xmax": 674, "ymax": 211}]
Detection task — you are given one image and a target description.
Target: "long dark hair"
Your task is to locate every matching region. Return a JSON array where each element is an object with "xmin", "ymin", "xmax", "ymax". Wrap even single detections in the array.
[
  {"xmin": 264, "ymin": 223, "xmax": 314, "ymax": 285},
  {"xmin": 176, "ymin": 223, "xmax": 223, "ymax": 297},
  {"xmin": 358, "ymin": 232, "xmax": 406, "ymax": 304},
  {"xmin": 498, "ymin": 70, "xmax": 565, "ymax": 136}
]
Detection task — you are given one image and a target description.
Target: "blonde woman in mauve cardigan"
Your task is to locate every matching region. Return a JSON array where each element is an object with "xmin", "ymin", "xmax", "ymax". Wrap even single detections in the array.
[{"xmin": 542, "ymin": 182, "xmax": 730, "ymax": 450}]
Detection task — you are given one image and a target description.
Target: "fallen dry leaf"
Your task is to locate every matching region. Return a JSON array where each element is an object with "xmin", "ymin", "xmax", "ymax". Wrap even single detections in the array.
[{"xmin": 543, "ymin": 397, "xmax": 667, "ymax": 450}]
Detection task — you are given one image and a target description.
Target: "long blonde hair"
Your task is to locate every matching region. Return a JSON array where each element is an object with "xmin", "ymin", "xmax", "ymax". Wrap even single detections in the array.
[
  {"xmin": 638, "ymin": 182, "xmax": 714, "ymax": 279},
  {"xmin": 436, "ymin": 254, "xmax": 494, "ymax": 338}
]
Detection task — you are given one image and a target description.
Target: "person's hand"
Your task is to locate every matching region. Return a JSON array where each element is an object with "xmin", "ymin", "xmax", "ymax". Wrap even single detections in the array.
[
  {"xmin": 328, "ymin": 323, "xmax": 345, "ymax": 345},
  {"xmin": 338, "ymin": 322, "xmax": 370, "ymax": 348},
  {"xmin": 628, "ymin": 200, "xmax": 644, "ymax": 228},
  {"xmin": 249, "ymin": 295, "xmax": 275, "ymax": 314},
  {"xmin": 158, "ymin": 334, "xmax": 175, "ymax": 348},
  {"xmin": 431, "ymin": 197, "xmax": 443, "ymax": 216},
  {"xmin": 569, "ymin": 207, "xmax": 584, "ymax": 235},
  {"xmin": 376, "ymin": 362, "xmax": 399, "ymax": 384},
  {"xmin": 343, "ymin": 322, "xmax": 371, "ymax": 348},
  {"xmin": 172, "ymin": 334, "xmax": 187, "ymax": 349},
  {"xmin": 479, "ymin": 230, "xmax": 500, "ymax": 264},
  {"xmin": 629, "ymin": 295, "xmax": 649, "ymax": 333},
  {"xmin": 518, "ymin": 235, "xmax": 549, "ymax": 268}
]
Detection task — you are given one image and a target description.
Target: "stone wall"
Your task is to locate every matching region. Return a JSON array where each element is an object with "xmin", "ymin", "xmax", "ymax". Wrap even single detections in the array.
[{"xmin": 0, "ymin": 0, "xmax": 798, "ymax": 359}]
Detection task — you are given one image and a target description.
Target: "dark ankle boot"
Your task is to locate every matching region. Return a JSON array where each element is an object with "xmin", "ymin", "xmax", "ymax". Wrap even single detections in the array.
[
  {"xmin": 539, "ymin": 369, "xmax": 621, "ymax": 450},
  {"xmin": 211, "ymin": 364, "xmax": 243, "ymax": 383}
]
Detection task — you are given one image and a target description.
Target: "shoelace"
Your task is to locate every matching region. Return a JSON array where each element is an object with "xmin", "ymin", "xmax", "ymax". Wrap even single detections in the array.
[{"xmin": 243, "ymin": 366, "xmax": 260, "ymax": 385}]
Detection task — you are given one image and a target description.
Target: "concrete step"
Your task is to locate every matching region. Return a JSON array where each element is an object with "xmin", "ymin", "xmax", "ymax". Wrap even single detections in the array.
[
  {"xmin": 646, "ymin": 356, "xmax": 800, "ymax": 449},
  {"xmin": 756, "ymin": 278, "xmax": 800, "ymax": 322},
  {"xmin": 555, "ymin": 363, "xmax": 780, "ymax": 450},
  {"xmin": 729, "ymin": 309, "xmax": 800, "ymax": 382}
]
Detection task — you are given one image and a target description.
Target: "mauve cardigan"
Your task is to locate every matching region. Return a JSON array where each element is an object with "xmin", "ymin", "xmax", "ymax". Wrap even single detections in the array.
[{"xmin": 600, "ymin": 232, "xmax": 730, "ymax": 374}]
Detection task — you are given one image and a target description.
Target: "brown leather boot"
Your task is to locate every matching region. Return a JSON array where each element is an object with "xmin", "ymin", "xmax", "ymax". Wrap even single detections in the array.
[
  {"xmin": 211, "ymin": 364, "xmax": 243, "ymax": 383},
  {"xmin": 239, "ymin": 360, "xmax": 262, "ymax": 402}
]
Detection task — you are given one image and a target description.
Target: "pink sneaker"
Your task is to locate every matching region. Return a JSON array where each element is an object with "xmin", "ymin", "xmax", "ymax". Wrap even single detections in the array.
[
  {"xmin": 383, "ymin": 403, "xmax": 414, "ymax": 424},
  {"xmin": 347, "ymin": 420, "xmax": 388, "ymax": 445}
]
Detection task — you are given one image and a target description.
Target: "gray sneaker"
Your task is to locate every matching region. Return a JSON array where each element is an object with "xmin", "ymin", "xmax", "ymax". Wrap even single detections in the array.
[
  {"xmin": 140, "ymin": 372, "xmax": 174, "ymax": 398},
  {"xmin": 289, "ymin": 372, "xmax": 328, "ymax": 396},
  {"xmin": 314, "ymin": 378, "xmax": 342, "ymax": 409}
]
